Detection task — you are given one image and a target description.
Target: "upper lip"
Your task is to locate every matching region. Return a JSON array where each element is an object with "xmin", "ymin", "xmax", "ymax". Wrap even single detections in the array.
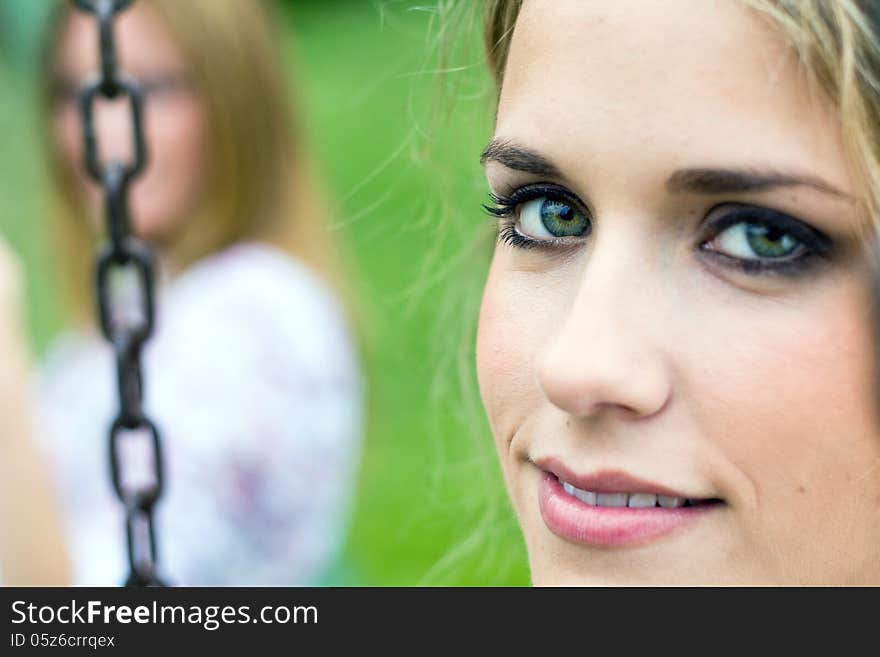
[{"xmin": 536, "ymin": 457, "xmax": 709, "ymax": 500}]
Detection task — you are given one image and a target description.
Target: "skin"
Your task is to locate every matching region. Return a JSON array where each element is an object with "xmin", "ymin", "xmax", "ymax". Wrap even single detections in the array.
[
  {"xmin": 53, "ymin": 3, "xmax": 207, "ymax": 245},
  {"xmin": 477, "ymin": 0, "xmax": 880, "ymax": 584}
]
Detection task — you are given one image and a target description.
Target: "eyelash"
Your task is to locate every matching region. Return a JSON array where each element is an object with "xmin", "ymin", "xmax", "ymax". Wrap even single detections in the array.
[
  {"xmin": 697, "ymin": 206, "xmax": 832, "ymax": 276},
  {"xmin": 483, "ymin": 184, "xmax": 589, "ymax": 251},
  {"xmin": 483, "ymin": 185, "xmax": 834, "ymax": 277}
]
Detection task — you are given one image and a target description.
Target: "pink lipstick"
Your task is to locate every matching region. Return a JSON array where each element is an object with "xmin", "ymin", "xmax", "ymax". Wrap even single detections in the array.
[{"xmin": 537, "ymin": 464, "xmax": 721, "ymax": 548}]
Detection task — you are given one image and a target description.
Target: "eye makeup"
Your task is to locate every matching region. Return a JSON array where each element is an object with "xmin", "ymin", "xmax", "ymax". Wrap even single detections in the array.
[
  {"xmin": 484, "ymin": 182, "xmax": 592, "ymax": 251},
  {"xmin": 484, "ymin": 184, "xmax": 838, "ymax": 279},
  {"xmin": 697, "ymin": 203, "xmax": 835, "ymax": 277}
]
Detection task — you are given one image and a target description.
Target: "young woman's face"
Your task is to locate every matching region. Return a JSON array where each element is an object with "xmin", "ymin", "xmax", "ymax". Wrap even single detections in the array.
[
  {"xmin": 477, "ymin": 0, "xmax": 880, "ymax": 584},
  {"xmin": 53, "ymin": 4, "xmax": 207, "ymax": 244}
]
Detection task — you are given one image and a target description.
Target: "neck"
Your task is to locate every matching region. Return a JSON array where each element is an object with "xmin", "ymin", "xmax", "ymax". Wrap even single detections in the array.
[{"xmin": 154, "ymin": 247, "xmax": 179, "ymax": 288}]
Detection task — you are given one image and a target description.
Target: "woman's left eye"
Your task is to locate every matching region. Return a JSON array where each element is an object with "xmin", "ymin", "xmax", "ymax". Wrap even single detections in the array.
[
  {"xmin": 706, "ymin": 221, "xmax": 804, "ymax": 260},
  {"xmin": 698, "ymin": 205, "xmax": 833, "ymax": 274},
  {"xmin": 140, "ymin": 72, "xmax": 195, "ymax": 100}
]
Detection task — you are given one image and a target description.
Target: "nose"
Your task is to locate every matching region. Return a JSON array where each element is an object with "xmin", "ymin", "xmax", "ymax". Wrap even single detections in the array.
[
  {"xmin": 94, "ymin": 96, "xmax": 135, "ymax": 166},
  {"xmin": 536, "ymin": 231, "xmax": 672, "ymax": 421}
]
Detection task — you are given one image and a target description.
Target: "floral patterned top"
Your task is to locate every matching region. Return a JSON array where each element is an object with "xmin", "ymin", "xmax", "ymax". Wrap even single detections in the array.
[{"xmin": 34, "ymin": 242, "xmax": 364, "ymax": 586}]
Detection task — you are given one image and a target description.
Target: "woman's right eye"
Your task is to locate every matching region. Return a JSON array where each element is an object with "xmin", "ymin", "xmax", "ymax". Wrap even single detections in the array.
[
  {"xmin": 518, "ymin": 196, "xmax": 591, "ymax": 240},
  {"xmin": 485, "ymin": 186, "xmax": 592, "ymax": 249},
  {"xmin": 51, "ymin": 80, "xmax": 79, "ymax": 107}
]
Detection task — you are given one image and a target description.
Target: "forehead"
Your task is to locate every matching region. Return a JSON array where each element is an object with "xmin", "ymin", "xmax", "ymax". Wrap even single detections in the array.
[
  {"xmin": 495, "ymin": 0, "xmax": 851, "ymax": 195},
  {"xmin": 56, "ymin": 5, "xmax": 185, "ymax": 77}
]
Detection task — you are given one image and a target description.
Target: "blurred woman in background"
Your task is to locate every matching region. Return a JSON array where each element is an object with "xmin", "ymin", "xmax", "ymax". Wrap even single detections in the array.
[{"xmin": 1, "ymin": 0, "xmax": 363, "ymax": 585}]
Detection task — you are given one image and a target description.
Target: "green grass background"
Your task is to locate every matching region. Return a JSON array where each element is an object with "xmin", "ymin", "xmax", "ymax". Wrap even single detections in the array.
[{"xmin": 0, "ymin": 0, "xmax": 530, "ymax": 586}]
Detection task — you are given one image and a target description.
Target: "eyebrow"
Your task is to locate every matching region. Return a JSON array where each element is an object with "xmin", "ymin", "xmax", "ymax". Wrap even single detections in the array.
[
  {"xmin": 666, "ymin": 168, "xmax": 851, "ymax": 200},
  {"xmin": 480, "ymin": 139, "xmax": 561, "ymax": 177},
  {"xmin": 480, "ymin": 139, "xmax": 852, "ymax": 201}
]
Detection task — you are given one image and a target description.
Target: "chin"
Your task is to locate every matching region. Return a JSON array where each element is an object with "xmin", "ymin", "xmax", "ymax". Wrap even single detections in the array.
[
  {"xmin": 525, "ymin": 539, "xmax": 749, "ymax": 586},
  {"xmin": 131, "ymin": 212, "xmax": 181, "ymax": 243}
]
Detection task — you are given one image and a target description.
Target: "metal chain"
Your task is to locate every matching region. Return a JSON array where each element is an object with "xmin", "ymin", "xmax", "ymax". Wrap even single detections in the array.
[{"xmin": 71, "ymin": 0, "xmax": 166, "ymax": 587}]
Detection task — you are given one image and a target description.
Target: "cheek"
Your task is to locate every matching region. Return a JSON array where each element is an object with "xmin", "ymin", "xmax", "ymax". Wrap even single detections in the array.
[
  {"xmin": 477, "ymin": 258, "xmax": 519, "ymax": 440},
  {"xmin": 140, "ymin": 99, "xmax": 207, "ymax": 216},
  {"xmin": 54, "ymin": 107, "xmax": 100, "ymax": 214},
  {"xmin": 476, "ymin": 253, "xmax": 568, "ymax": 441},
  {"xmin": 683, "ymin": 274, "xmax": 880, "ymax": 512},
  {"xmin": 688, "ymin": 277, "xmax": 880, "ymax": 580},
  {"xmin": 54, "ymin": 107, "xmax": 81, "ymax": 168}
]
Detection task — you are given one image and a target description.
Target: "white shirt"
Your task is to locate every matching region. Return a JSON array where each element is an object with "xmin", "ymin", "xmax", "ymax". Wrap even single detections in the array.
[{"xmin": 35, "ymin": 242, "xmax": 364, "ymax": 585}]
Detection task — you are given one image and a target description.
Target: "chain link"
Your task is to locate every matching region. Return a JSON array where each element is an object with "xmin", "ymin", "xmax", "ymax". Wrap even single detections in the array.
[{"xmin": 70, "ymin": 0, "xmax": 167, "ymax": 587}]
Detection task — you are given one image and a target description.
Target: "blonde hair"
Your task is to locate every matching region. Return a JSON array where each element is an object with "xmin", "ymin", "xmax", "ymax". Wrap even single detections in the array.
[
  {"xmin": 483, "ymin": 0, "xmax": 880, "ymax": 253},
  {"xmin": 41, "ymin": 0, "xmax": 340, "ymax": 326}
]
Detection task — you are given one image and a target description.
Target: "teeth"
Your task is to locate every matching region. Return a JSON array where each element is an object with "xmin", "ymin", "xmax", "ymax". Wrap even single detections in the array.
[
  {"xmin": 628, "ymin": 493, "xmax": 657, "ymax": 508},
  {"xmin": 563, "ymin": 482, "xmax": 596, "ymax": 504},
  {"xmin": 657, "ymin": 495, "xmax": 686, "ymax": 508},
  {"xmin": 559, "ymin": 479, "xmax": 697, "ymax": 509},
  {"xmin": 596, "ymin": 493, "xmax": 629, "ymax": 507}
]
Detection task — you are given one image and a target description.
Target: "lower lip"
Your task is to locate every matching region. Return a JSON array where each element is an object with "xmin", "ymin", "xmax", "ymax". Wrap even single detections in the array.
[{"xmin": 538, "ymin": 472, "xmax": 715, "ymax": 548}]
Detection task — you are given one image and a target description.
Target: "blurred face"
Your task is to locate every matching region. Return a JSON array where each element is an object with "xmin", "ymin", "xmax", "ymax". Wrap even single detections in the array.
[
  {"xmin": 52, "ymin": 3, "xmax": 207, "ymax": 243},
  {"xmin": 477, "ymin": 0, "xmax": 880, "ymax": 584}
]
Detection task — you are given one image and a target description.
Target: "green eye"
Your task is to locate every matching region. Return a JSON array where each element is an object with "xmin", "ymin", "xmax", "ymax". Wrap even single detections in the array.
[
  {"xmin": 519, "ymin": 197, "xmax": 590, "ymax": 239},
  {"xmin": 714, "ymin": 222, "xmax": 802, "ymax": 259}
]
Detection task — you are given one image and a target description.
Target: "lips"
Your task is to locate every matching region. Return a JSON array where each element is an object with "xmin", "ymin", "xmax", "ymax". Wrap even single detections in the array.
[
  {"xmin": 536, "ymin": 462, "xmax": 723, "ymax": 548},
  {"xmin": 538, "ymin": 459, "xmax": 709, "ymax": 500}
]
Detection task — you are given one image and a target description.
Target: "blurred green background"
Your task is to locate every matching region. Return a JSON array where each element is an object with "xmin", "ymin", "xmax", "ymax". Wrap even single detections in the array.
[{"xmin": 0, "ymin": 0, "xmax": 530, "ymax": 585}]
